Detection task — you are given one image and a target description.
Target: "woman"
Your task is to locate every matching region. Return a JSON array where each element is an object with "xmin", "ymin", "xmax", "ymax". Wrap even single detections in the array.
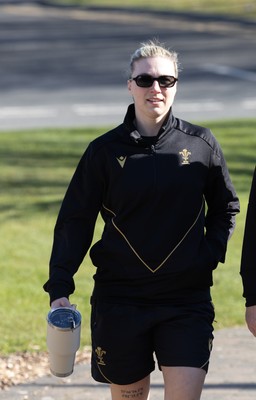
[{"xmin": 44, "ymin": 40, "xmax": 239, "ymax": 400}]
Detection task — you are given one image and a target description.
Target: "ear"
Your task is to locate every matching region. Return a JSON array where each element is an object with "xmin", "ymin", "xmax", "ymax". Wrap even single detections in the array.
[{"xmin": 127, "ymin": 79, "xmax": 132, "ymax": 92}]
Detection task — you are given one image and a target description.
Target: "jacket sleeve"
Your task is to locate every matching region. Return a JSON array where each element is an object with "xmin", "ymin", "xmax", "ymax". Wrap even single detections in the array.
[
  {"xmin": 240, "ymin": 167, "xmax": 256, "ymax": 306},
  {"xmin": 43, "ymin": 143, "xmax": 103, "ymax": 304},
  {"xmin": 204, "ymin": 138, "xmax": 240, "ymax": 265}
]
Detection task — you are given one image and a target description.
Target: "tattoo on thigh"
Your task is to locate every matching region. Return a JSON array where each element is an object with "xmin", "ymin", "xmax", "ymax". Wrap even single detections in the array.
[{"xmin": 121, "ymin": 387, "xmax": 144, "ymax": 398}]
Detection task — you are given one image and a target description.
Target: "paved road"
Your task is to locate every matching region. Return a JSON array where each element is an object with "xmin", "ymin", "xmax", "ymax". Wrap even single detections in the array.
[
  {"xmin": 1, "ymin": 327, "xmax": 256, "ymax": 399},
  {"xmin": 0, "ymin": 1, "xmax": 256, "ymax": 130}
]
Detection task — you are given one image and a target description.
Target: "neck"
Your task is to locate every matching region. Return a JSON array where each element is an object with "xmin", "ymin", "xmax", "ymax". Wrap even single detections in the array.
[
  {"xmin": 134, "ymin": 108, "xmax": 170, "ymax": 137},
  {"xmin": 135, "ymin": 118, "xmax": 163, "ymax": 137}
]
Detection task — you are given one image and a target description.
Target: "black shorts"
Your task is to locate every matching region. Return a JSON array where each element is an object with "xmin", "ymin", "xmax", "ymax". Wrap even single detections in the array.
[{"xmin": 90, "ymin": 300, "xmax": 215, "ymax": 385}]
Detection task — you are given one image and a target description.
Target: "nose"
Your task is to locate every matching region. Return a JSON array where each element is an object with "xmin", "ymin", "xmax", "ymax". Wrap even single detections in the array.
[{"xmin": 150, "ymin": 79, "xmax": 161, "ymax": 91}]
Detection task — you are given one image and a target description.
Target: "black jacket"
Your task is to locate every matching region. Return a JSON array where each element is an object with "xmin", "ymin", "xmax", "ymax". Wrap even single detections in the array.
[
  {"xmin": 240, "ymin": 167, "xmax": 256, "ymax": 306},
  {"xmin": 44, "ymin": 104, "xmax": 240, "ymax": 304}
]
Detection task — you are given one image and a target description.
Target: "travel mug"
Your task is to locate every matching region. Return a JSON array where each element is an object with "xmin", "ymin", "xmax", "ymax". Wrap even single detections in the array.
[{"xmin": 46, "ymin": 307, "xmax": 82, "ymax": 377}]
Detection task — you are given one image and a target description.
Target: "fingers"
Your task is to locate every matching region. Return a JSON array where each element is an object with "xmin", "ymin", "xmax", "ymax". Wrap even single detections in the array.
[
  {"xmin": 51, "ymin": 297, "xmax": 71, "ymax": 309},
  {"xmin": 245, "ymin": 306, "xmax": 256, "ymax": 337},
  {"xmin": 247, "ymin": 322, "xmax": 256, "ymax": 337}
]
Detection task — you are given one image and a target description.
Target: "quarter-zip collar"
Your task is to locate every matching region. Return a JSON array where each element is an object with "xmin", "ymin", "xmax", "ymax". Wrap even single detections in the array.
[{"xmin": 119, "ymin": 103, "xmax": 176, "ymax": 146}]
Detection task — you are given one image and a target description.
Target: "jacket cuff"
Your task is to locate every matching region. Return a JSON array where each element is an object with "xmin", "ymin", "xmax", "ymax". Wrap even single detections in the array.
[
  {"xmin": 244, "ymin": 296, "xmax": 256, "ymax": 307},
  {"xmin": 43, "ymin": 281, "xmax": 72, "ymax": 306}
]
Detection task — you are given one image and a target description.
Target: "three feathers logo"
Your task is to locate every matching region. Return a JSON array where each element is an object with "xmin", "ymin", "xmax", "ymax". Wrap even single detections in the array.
[
  {"xmin": 179, "ymin": 149, "xmax": 191, "ymax": 165},
  {"xmin": 95, "ymin": 346, "xmax": 106, "ymax": 365}
]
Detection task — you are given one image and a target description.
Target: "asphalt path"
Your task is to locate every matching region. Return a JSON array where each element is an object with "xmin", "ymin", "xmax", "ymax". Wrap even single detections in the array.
[
  {"xmin": 0, "ymin": 1, "xmax": 256, "ymax": 131},
  {"xmin": 1, "ymin": 327, "xmax": 256, "ymax": 400}
]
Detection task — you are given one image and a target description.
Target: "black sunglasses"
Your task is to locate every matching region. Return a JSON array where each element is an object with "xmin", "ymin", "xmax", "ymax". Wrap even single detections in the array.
[{"xmin": 131, "ymin": 74, "xmax": 178, "ymax": 88}]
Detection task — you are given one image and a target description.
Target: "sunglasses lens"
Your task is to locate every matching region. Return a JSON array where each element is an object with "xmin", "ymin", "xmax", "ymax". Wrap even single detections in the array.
[
  {"xmin": 158, "ymin": 76, "xmax": 175, "ymax": 87},
  {"xmin": 136, "ymin": 75, "xmax": 153, "ymax": 87}
]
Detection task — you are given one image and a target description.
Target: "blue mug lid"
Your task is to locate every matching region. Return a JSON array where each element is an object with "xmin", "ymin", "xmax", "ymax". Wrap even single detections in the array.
[{"xmin": 47, "ymin": 307, "xmax": 81, "ymax": 330}]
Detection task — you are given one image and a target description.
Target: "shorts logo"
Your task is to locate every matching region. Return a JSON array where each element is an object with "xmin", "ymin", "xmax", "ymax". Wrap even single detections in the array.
[
  {"xmin": 95, "ymin": 346, "xmax": 106, "ymax": 365},
  {"xmin": 116, "ymin": 156, "xmax": 127, "ymax": 168},
  {"xmin": 179, "ymin": 148, "xmax": 191, "ymax": 165}
]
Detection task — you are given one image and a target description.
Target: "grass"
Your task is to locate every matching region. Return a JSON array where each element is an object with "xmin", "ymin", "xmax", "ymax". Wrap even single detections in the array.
[
  {"xmin": 0, "ymin": 119, "xmax": 256, "ymax": 355},
  {"xmin": 52, "ymin": 0, "xmax": 256, "ymax": 20}
]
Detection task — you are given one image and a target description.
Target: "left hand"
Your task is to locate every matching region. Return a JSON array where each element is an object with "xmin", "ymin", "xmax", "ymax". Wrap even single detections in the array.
[{"xmin": 245, "ymin": 305, "xmax": 256, "ymax": 336}]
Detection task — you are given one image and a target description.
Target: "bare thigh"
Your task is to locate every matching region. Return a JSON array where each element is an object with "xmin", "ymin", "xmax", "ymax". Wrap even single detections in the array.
[
  {"xmin": 110, "ymin": 375, "xmax": 150, "ymax": 400},
  {"xmin": 162, "ymin": 366, "xmax": 206, "ymax": 400}
]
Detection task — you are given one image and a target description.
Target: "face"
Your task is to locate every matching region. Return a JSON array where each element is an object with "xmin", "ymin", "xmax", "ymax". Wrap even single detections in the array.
[{"xmin": 127, "ymin": 56, "xmax": 177, "ymax": 123}]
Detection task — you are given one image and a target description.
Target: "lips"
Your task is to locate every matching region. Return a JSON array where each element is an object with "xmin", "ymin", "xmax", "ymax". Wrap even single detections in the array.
[{"xmin": 148, "ymin": 98, "xmax": 163, "ymax": 103}]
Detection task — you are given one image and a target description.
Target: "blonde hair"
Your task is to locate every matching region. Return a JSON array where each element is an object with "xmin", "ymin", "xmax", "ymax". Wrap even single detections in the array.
[{"xmin": 129, "ymin": 39, "xmax": 180, "ymax": 77}]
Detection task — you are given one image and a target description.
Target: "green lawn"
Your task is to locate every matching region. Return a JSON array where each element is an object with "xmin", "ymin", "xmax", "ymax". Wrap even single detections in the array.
[
  {"xmin": 52, "ymin": 0, "xmax": 256, "ymax": 19},
  {"xmin": 0, "ymin": 119, "xmax": 255, "ymax": 355}
]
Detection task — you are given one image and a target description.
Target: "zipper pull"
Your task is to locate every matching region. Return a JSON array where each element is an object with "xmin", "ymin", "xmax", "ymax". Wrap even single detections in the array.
[{"xmin": 150, "ymin": 144, "xmax": 155, "ymax": 153}]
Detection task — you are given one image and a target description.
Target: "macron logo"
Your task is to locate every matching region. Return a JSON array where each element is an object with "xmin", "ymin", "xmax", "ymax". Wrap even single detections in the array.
[{"xmin": 116, "ymin": 156, "xmax": 127, "ymax": 168}]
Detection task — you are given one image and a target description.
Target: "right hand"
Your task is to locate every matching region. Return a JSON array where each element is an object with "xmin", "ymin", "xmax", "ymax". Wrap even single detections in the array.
[
  {"xmin": 51, "ymin": 297, "xmax": 72, "ymax": 309},
  {"xmin": 246, "ymin": 305, "xmax": 256, "ymax": 337}
]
